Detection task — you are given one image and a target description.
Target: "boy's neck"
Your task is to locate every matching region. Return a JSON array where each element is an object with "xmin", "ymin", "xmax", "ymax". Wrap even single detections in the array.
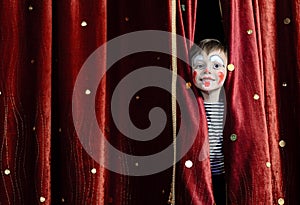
[{"xmin": 201, "ymin": 88, "xmax": 221, "ymax": 103}]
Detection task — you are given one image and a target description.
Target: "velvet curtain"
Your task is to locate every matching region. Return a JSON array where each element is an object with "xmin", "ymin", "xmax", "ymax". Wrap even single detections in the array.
[
  {"xmin": 221, "ymin": 0, "xmax": 300, "ymax": 204},
  {"xmin": 0, "ymin": 0, "xmax": 299, "ymax": 205}
]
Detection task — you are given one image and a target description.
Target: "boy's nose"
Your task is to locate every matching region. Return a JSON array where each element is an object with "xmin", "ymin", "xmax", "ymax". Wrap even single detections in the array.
[{"xmin": 204, "ymin": 67, "xmax": 210, "ymax": 73}]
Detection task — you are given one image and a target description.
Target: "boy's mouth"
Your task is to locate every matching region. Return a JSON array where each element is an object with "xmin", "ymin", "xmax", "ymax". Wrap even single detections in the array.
[
  {"xmin": 200, "ymin": 76, "xmax": 215, "ymax": 81},
  {"xmin": 200, "ymin": 77, "xmax": 215, "ymax": 88}
]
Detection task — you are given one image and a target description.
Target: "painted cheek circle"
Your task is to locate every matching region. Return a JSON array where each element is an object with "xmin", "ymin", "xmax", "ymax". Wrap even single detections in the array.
[
  {"xmin": 193, "ymin": 70, "xmax": 198, "ymax": 82},
  {"xmin": 218, "ymin": 72, "xmax": 225, "ymax": 84}
]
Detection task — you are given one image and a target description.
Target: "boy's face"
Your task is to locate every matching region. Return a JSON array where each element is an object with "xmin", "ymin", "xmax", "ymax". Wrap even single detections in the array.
[{"xmin": 191, "ymin": 49, "xmax": 227, "ymax": 93}]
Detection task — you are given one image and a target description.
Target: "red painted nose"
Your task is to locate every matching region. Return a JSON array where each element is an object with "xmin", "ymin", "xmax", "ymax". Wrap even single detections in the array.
[{"xmin": 204, "ymin": 67, "xmax": 210, "ymax": 73}]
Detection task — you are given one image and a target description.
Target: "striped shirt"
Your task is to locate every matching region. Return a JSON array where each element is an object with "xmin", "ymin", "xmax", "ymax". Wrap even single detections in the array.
[{"xmin": 204, "ymin": 102, "xmax": 225, "ymax": 175}]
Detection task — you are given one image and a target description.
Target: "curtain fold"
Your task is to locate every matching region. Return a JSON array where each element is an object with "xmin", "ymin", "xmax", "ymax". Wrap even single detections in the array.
[
  {"xmin": 221, "ymin": 0, "xmax": 300, "ymax": 204},
  {"xmin": 0, "ymin": 0, "xmax": 299, "ymax": 204},
  {"xmin": 224, "ymin": 0, "xmax": 281, "ymax": 202},
  {"xmin": 0, "ymin": 0, "xmax": 52, "ymax": 204},
  {"xmin": 53, "ymin": 0, "xmax": 108, "ymax": 204}
]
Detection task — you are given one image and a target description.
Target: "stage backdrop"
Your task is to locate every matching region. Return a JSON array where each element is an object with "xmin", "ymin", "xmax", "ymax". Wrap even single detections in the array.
[{"xmin": 0, "ymin": 0, "xmax": 299, "ymax": 204}]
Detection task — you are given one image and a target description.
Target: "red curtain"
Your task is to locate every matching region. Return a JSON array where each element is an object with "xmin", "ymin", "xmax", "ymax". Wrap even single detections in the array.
[
  {"xmin": 0, "ymin": 0, "xmax": 52, "ymax": 204},
  {"xmin": 220, "ymin": 0, "xmax": 300, "ymax": 204},
  {"xmin": 0, "ymin": 0, "xmax": 299, "ymax": 205}
]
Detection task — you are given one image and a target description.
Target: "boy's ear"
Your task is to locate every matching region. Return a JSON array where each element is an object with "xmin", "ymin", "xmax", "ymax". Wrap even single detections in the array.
[
  {"xmin": 190, "ymin": 55, "xmax": 196, "ymax": 68},
  {"xmin": 189, "ymin": 44, "xmax": 199, "ymax": 63}
]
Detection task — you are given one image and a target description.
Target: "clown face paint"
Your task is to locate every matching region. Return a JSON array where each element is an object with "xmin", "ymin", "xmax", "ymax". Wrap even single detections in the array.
[
  {"xmin": 218, "ymin": 71, "xmax": 225, "ymax": 84},
  {"xmin": 192, "ymin": 50, "xmax": 227, "ymax": 93}
]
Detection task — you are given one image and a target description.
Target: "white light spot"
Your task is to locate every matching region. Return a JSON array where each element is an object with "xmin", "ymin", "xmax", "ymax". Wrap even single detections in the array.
[
  {"xmin": 185, "ymin": 160, "xmax": 193, "ymax": 168},
  {"xmin": 253, "ymin": 94, "xmax": 260, "ymax": 100},
  {"xmin": 81, "ymin": 21, "xmax": 87, "ymax": 27},
  {"xmin": 91, "ymin": 168, "xmax": 97, "ymax": 174},
  {"xmin": 4, "ymin": 169, "xmax": 10, "ymax": 175},
  {"xmin": 40, "ymin": 196, "xmax": 46, "ymax": 203},
  {"xmin": 85, "ymin": 89, "xmax": 91, "ymax": 95}
]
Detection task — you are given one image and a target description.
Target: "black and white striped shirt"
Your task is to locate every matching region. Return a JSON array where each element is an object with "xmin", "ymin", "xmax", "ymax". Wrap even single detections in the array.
[{"xmin": 204, "ymin": 102, "xmax": 225, "ymax": 175}]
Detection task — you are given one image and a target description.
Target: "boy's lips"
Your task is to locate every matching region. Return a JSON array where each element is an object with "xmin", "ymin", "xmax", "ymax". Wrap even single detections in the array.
[{"xmin": 200, "ymin": 76, "xmax": 215, "ymax": 81}]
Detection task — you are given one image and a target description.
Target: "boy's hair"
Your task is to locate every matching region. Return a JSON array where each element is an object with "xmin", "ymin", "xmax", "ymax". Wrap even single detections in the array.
[{"xmin": 189, "ymin": 39, "xmax": 227, "ymax": 63}]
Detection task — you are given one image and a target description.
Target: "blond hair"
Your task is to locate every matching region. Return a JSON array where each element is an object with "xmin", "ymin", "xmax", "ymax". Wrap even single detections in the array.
[{"xmin": 189, "ymin": 39, "xmax": 227, "ymax": 62}]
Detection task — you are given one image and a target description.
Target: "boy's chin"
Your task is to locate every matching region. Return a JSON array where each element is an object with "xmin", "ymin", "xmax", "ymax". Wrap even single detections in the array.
[{"xmin": 198, "ymin": 86, "xmax": 222, "ymax": 93}]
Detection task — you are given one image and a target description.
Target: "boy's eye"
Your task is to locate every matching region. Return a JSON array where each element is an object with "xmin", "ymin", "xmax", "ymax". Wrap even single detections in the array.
[
  {"xmin": 196, "ymin": 64, "xmax": 205, "ymax": 69},
  {"xmin": 213, "ymin": 63, "xmax": 223, "ymax": 69}
]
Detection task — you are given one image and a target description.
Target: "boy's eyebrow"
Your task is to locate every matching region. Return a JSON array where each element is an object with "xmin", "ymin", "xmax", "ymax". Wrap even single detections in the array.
[
  {"xmin": 209, "ymin": 55, "xmax": 224, "ymax": 65},
  {"xmin": 192, "ymin": 55, "xmax": 204, "ymax": 66}
]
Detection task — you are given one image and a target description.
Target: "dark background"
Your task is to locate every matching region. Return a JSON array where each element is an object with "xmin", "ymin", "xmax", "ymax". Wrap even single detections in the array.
[{"xmin": 195, "ymin": 0, "xmax": 224, "ymax": 43}]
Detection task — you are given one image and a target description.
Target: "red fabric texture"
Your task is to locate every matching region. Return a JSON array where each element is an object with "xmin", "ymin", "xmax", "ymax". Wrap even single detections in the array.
[
  {"xmin": 220, "ymin": 0, "xmax": 299, "ymax": 204},
  {"xmin": 0, "ymin": 0, "xmax": 52, "ymax": 204},
  {"xmin": 0, "ymin": 0, "xmax": 299, "ymax": 204}
]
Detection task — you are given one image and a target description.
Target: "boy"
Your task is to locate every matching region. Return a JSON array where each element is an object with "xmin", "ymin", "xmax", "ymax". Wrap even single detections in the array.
[{"xmin": 190, "ymin": 39, "xmax": 228, "ymax": 204}]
